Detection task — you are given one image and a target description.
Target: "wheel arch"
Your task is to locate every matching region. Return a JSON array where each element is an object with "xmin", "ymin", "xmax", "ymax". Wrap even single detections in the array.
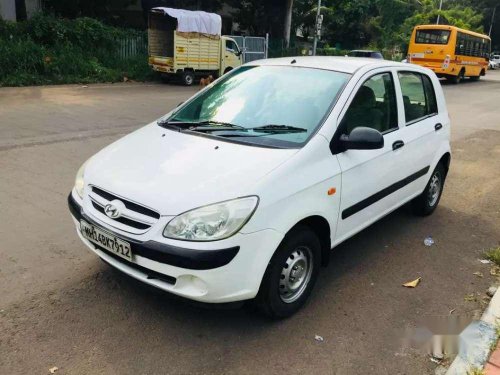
[
  {"xmin": 287, "ymin": 215, "xmax": 331, "ymax": 267},
  {"xmin": 438, "ymin": 152, "xmax": 451, "ymax": 176}
]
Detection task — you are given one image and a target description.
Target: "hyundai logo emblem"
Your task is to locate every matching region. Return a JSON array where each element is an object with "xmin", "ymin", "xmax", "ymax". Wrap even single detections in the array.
[{"xmin": 104, "ymin": 199, "xmax": 125, "ymax": 219}]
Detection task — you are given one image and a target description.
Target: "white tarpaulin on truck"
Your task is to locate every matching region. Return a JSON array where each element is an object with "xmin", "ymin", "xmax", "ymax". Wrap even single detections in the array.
[{"xmin": 151, "ymin": 7, "xmax": 222, "ymax": 36}]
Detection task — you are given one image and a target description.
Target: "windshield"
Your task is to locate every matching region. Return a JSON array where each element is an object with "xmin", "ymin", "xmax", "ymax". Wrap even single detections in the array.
[
  {"xmin": 416, "ymin": 29, "xmax": 451, "ymax": 45},
  {"xmin": 165, "ymin": 65, "xmax": 350, "ymax": 148}
]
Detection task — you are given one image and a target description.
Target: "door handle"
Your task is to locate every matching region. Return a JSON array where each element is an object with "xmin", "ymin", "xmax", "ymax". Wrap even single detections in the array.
[
  {"xmin": 435, "ymin": 123, "xmax": 443, "ymax": 131},
  {"xmin": 392, "ymin": 140, "xmax": 405, "ymax": 151}
]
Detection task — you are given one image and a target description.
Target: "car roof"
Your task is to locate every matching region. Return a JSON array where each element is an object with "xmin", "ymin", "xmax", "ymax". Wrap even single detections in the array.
[{"xmin": 247, "ymin": 56, "xmax": 419, "ymax": 74}]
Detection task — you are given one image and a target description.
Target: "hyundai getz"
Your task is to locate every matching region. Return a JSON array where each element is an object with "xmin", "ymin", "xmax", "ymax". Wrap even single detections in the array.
[{"xmin": 68, "ymin": 57, "xmax": 451, "ymax": 318}]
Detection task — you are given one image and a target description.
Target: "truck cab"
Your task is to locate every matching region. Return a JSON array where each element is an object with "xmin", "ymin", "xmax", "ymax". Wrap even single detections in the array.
[{"xmin": 221, "ymin": 36, "xmax": 242, "ymax": 75}]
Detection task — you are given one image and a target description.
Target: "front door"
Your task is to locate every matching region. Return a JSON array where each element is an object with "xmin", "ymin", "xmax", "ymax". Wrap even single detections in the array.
[
  {"xmin": 221, "ymin": 39, "xmax": 242, "ymax": 75},
  {"xmin": 333, "ymin": 69, "xmax": 408, "ymax": 244}
]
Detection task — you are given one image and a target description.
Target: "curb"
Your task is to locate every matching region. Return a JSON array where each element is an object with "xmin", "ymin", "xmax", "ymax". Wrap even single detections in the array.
[{"xmin": 445, "ymin": 288, "xmax": 500, "ymax": 374}]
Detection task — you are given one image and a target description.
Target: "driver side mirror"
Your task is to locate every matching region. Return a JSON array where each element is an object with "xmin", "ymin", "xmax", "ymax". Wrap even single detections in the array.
[{"xmin": 340, "ymin": 127, "xmax": 384, "ymax": 150}]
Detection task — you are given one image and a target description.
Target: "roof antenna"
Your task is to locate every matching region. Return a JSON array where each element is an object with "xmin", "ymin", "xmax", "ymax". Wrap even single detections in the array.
[{"xmin": 291, "ymin": 59, "xmax": 296, "ymax": 64}]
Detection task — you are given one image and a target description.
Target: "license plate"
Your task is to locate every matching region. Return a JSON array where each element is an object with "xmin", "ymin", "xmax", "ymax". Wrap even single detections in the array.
[{"xmin": 80, "ymin": 220, "xmax": 132, "ymax": 261}]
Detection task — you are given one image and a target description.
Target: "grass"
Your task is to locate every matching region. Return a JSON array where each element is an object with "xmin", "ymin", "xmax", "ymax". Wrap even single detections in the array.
[
  {"xmin": 467, "ymin": 367, "xmax": 485, "ymax": 375},
  {"xmin": 485, "ymin": 246, "xmax": 500, "ymax": 267}
]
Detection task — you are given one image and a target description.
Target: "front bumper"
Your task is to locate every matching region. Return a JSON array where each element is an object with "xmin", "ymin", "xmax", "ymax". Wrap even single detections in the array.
[{"xmin": 68, "ymin": 192, "xmax": 283, "ymax": 303}]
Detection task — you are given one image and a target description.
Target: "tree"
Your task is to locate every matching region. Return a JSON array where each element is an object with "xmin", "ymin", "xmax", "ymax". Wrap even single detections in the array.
[{"xmin": 226, "ymin": 0, "xmax": 286, "ymax": 37}]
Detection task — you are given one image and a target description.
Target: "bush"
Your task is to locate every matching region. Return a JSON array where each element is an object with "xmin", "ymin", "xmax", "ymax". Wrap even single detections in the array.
[
  {"xmin": 0, "ymin": 14, "xmax": 152, "ymax": 86},
  {"xmin": 316, "ymin": 48, "xmax": 349, "ymax": 56}
]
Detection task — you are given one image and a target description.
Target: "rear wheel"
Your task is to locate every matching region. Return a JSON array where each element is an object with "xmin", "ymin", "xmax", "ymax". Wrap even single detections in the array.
[
  {"xmin": 181, "ymin": 71, "xmax": 195, "ymax": 86},
  {"xmin": 255, "ymin": 226, "xmax": 321, "ymax": 319},
  {"xmin": 448, "ymin": 69, "xmax": 465, "ymax": 84},
  {"xmin": 412, "ymin": 163, "xmax": 446, "ymax": 216}
]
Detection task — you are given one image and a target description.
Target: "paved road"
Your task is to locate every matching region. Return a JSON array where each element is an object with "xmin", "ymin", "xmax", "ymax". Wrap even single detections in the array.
[{"xmin": 1, "ymin": 72, "xmax": 499, "ymax": 375}]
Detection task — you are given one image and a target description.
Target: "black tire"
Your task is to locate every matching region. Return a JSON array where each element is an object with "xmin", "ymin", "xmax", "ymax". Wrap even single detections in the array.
[
  {"xmin": 448, "ymin": 69, "xmax": 465, "ymax": 84},
  {"xmin": 412, "ymin": 163, "xmax": 446, "ymax": 216},
  {"xmin": 181, "ymin": 71, "xmax": 195, "ymax": 86},
  {"xmin": 223, "ymin": 67, "xmax": 233, "ymax": 74},
  {"xmin": 255, "ymin": 225, "xmax": 321, "ymax": 319}
]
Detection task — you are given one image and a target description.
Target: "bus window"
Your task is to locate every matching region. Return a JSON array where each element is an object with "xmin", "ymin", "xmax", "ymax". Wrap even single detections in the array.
[{"xmin": 416, "ymin": 29, "xmax": 451, "ymax": 45}]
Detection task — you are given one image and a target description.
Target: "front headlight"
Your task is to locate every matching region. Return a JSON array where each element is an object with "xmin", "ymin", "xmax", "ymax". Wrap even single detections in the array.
[
  {"xmin": 74, "ymin": 159, "xmax": 89, "ymax": 199},
  {"xmin": 163, "ymin": 196, "xmax": 259, "ymax": 241}
]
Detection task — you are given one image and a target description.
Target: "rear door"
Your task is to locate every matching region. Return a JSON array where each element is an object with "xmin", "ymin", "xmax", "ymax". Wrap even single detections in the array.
[{"xmin": 395, "ymin": 70, "xmax": 443, "ymax": 194}]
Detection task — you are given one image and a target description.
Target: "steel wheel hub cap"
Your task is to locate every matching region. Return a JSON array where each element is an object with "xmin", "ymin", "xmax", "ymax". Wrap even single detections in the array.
[
  {"xmin": 428, "ymin": 172, "xmax": 441, "ymax": 207},
  {"xmin": 279, "ymin": 246, "xmax": 313, "ymax": 303}
]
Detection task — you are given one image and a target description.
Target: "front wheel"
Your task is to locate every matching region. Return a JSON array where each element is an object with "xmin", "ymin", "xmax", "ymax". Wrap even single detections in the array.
[
  {"xmin": 412, "ymin": 163, "xmax": 446, "ymax": 216},
  {"xmin": 255, "ymin": 226, "xmax": 321, "ymax": 319}
]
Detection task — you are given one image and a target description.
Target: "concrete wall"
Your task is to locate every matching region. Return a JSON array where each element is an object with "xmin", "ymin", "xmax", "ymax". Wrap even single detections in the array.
[{"xmin": 0, "ymin": 0, "xmax": 16, "ymax": 20}]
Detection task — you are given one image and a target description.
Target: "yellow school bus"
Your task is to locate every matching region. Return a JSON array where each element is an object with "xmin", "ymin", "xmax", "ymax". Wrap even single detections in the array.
[{"xmin": 408, "ymin": 25, "xmax": 491, "ymax": 83}]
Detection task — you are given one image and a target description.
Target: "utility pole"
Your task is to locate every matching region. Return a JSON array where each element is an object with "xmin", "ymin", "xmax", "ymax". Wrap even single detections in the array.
[
  {"xmin": 436, "ymin": 0, "xmax": 443, "ymax": 25},
  {"xmin": 312, "ymin": 0, "xmax": 321, "ymax": 55},
  {"xmin": 489, "ymin": 6, "xmax": 497, "ymax": 37},
  {"xmin": 284, "ymin": 0, "xmax": 294, "ymax": 48}
]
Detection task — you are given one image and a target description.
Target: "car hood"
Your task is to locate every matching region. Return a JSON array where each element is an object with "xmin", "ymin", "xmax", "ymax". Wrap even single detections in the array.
[{"xmin": 85, "ymin": 124, "xmax": 297, "ymax": 215}]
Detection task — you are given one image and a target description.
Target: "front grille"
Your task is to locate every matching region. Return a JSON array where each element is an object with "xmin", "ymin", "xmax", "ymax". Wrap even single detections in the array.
[
  {"xmin": 92, "ymin": 186, "xmax": 160, "ymax": 219},
  {"xmin": 91, "ymin": 201, "xmax": 150, "ymax": 230},
  {"xmin": 88, "ymin": 186, "xmax": 160, "ymax": 233}
]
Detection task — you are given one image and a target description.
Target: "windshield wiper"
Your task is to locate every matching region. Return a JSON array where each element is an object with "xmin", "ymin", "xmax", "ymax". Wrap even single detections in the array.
[
  {"xmin": 158, "ymin": 119, "xmax": 246, "ymax": 132},
  {"xmin": 157, "ymin": 119, "xmax": 197, "ymax": 130},
  {"xmin": 248, "ymin": 124, "xmax": 307, "ymax": 133},
  {"xmin": 189, "ymin": 121, "xmax": 247, "ymax": 131}
]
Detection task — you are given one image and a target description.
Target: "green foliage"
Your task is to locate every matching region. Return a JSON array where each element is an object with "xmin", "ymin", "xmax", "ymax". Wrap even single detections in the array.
[
  {"xmin": 485, "ymin": 247, "xmax": 500, "ymax": 267},
  {"xmin": 227, "ymin": 0, "xmax": 286, "ymax": 36},
  {"xmin": 0, "ymin": 14, "xmax": 152, "ymax": 87},
  {"xmin": 290, "ymin": 0, "xmax": 491, "ymax": 53}
]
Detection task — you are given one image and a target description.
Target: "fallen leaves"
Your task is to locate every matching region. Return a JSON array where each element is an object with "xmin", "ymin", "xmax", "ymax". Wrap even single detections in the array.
[
  {"xmin": 402, "ymin": 277, "xmax": 421, "ymax": 288},
  {"xmin": 464, "ymin": 293, "xmax": 476, "ymax": 302}
]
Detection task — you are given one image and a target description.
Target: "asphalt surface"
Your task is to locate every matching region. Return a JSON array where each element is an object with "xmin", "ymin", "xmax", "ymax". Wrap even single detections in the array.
[{"xmin": 1, "ymin": 72, "xmax": 499, "ymax": 375}]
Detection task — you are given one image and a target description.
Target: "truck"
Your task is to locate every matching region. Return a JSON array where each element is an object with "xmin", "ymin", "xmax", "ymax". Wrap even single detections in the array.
[{"xmin": 148, "ymin": 7, "xmax": 243, "ymax": 85}]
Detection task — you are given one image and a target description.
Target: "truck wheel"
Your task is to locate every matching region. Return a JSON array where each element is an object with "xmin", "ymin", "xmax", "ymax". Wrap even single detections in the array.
[
  {"xmin": 182, "ymin": 71, "xmax": 195, "ymax": 86},
  {"xmin": 223, "ymin": 67, "xmax": 233, "ymax": 74},
  {"xmin": 255, "ymin": 225, "xmax": 321, "ymax": 319}
]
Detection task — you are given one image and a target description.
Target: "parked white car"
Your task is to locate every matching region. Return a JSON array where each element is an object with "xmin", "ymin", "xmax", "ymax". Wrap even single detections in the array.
[
  {"xmin": 489, "ymin": 55, "xmax": 500, "ymax": 69},
  {"xmin": 69, "ymin": 57, "xmax": 451, "ymax": 318}
]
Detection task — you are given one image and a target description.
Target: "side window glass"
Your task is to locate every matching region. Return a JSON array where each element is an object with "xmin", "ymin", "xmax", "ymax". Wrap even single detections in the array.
[
  {"xmin": 226, "ymin": 40, "xmax": 237, "ymax": 54},
  {"xmin": 341, "ymin": 72, "xmax": 398, "ymax": 135},
  {"xmin": 398, "ymin": 72, "xmax": 437, "ymax": 123},
  {"xmin": 422, "ymin": 75, "xmax": 438, "ymax": 115}
]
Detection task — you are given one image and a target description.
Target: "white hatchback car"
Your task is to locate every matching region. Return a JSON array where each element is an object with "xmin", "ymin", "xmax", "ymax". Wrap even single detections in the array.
[{"xmin": 69, "ymin": 57, "xmax": 451, "ymax": 318}]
